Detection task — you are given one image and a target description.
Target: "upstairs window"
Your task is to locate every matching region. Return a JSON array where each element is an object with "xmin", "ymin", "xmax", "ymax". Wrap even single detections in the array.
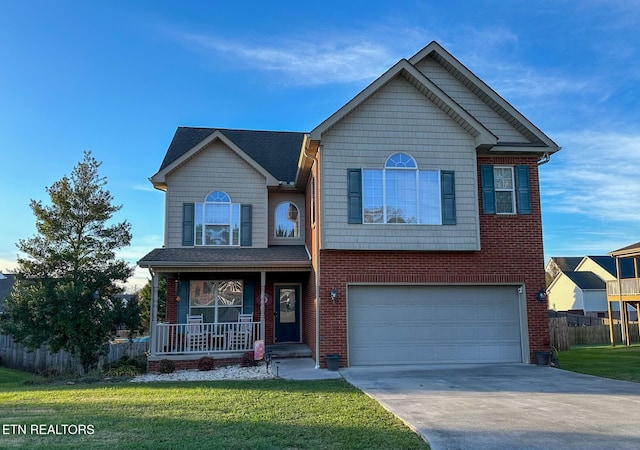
[
  {"xmin": 275, "ymin": 202, "xmax": 300, "ymax": 238},
  {"xmin": 481, "ymin": 165, "xmax": 531, "ymax": 215},
  {"xmin": 353, "ymin": 152, "xmax": 455, "ymax": 225},
  {"xmin": 195, "ymin": 191, "xmax": 241, "ymax": 246}
]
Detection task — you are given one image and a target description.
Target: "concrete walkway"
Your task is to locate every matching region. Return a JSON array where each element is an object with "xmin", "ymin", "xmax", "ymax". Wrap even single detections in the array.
[
  {"xmin": 341, "ymin": 364, "xmax": 640, "ymax": 450},
  {"xmin": 269, "ymin": 357, "xmax": 342, "ymax": 380}
]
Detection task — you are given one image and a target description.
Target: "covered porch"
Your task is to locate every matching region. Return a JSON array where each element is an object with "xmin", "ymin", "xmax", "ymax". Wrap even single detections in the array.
[
  {"xmin": 138, "ymin": 246, "xmax": 312, "ymax": 366},
  {"xmin": 606, "ymin": 242, "xmax": 640, "ymax": 346}
]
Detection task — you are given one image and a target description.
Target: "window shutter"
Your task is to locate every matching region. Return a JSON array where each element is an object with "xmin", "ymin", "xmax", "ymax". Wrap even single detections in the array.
[
  {"xmin": 347, "ymin": 169, "xmax": 362, "ymax": 224},
  {"xmin": 240, "ymin": 204, "xmax": 252, "ymax": 246},
  {"xmin": 242, "ymin": 280, "xmax": 254, "ymax": 315},
  {"xmin": 515, "ymin": 165, "xmax": 532, "ymax": 214},
  {"xmin": 182, "ymin": 203, "xmax": 195, "ymax": 246},
  {"xmin": 480, "ymin": 165, "xmax": 496, "ymax": 214},
  {"xmin": 441, "ymin": 171, "xmax": 456, "ymax": 225}
]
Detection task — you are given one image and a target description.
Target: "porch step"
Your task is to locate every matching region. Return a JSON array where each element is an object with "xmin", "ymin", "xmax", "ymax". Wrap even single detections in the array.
[{"xmin": 266, "ymin": 343, "xmax": 312, "ymax": 359}]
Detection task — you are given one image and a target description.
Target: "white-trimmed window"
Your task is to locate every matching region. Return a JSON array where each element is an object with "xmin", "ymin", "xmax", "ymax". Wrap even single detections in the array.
[
  {"xmin": 195, "ymin": 191, "xmax": 241, "ymax": 246},
  {"xmin": 189, "ymin": 280, "xmax": 243, "ymax": 322},
  {"xmin": 362, "ymin": 153, "xmax": 442, "ymax": 224},
  {"xmin": 493, "ymin": 166, "xmax": 516, "ymax": 214},
  {"xmin": 275, "ymin": 202, "xmax": 300, "ymax": 238}
]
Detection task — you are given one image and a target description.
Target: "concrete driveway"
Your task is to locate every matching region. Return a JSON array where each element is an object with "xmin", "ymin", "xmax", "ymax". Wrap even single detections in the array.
[{"xmin": 341, "ymin": 364, "xmax": 640, "ymax": 450}]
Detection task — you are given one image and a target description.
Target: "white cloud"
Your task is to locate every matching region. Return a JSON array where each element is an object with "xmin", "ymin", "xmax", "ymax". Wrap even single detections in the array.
[
  {"xmin": 541, "ymin": 130, "xmax": 640, "ymax": 223},
  {"xmin": 174, "ymin": 31, "xmax": 398, "ymax": 86}
]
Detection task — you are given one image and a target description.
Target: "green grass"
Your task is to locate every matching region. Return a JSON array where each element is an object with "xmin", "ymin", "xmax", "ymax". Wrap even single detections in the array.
[
  {"xmin": 558, "ymin": 344, "xmax": 640, "ymax": 382},
  {"xmin": 0, "ymin": 374, "xmax": 429, "ymax": 449},
  {"xmin": 0, "ymin": 366, "xmax": 35, "ymax": 388}
]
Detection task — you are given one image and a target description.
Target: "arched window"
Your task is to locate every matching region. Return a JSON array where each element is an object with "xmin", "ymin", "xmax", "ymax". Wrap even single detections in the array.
[
  {"xmin": 195, "ymin": 191, "xmax": 240, "ymax": 246},
  {"xmin": 363, "ymin": 153, "xmax": 442, "ymax": 224},
  {"xmin": 275, "ymin": 202, "xmax": 299, "ymax": 238}
]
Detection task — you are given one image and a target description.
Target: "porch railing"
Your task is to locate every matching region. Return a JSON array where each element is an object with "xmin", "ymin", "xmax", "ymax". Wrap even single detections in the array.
[
  {"xmin": 153, "ymin": 321, "xmax": 261, "ymax": 356},
  {"xmin": 606, "ymin": 278, "xmax": 640, "ymax": 297}
]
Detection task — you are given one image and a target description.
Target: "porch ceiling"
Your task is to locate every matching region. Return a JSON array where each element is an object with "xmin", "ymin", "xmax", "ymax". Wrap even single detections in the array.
[{"xmin": 137, "ymin": 245, "xmax": 311, "ymax": 272}]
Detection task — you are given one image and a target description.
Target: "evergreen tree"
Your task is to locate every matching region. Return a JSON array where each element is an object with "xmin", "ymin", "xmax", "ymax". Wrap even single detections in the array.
[{"xmin": 1, "ymin": 151, "xmax": 133, "ymax": 373}]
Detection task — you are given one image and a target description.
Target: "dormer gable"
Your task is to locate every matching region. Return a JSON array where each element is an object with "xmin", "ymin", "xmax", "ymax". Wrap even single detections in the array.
[{"xmin": 151, "ymin": 128, "xmax": 306, "ymax": 190}]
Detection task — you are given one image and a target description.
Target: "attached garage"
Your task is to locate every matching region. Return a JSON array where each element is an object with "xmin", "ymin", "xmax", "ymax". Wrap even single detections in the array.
[{"xmin": 347, "ymin": 285, "xmax": 525, "ymax": 365}]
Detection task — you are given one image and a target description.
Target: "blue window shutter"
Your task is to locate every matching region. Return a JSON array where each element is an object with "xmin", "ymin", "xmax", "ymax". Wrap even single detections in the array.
[
  {"xmin": 242, "ymin": 280, "xmax": 254, "ymax": 315},
  {"xmin": 515, "ymin": 165, "xmax": 532, "ymax": 214},
  {"xmin": 241, "ymin": 204, "xmax": 252, "ymax": 246},
  {"xmin": 347, "ymin": 169, "xmax": 362, "ymax": 224},
  {"xmin": 441, "ymin": 171, "xmax": 456, "ymax": 225},
  {"xmin": 480, "ymin": 165, "xmax": 496, "ymax": 214},
  {"xmin": 182, "ymin": 203, "xmax": 195, "ymax": 246},
  {"xmin": 177, "ymin": 281, "xmax": 189, "ymax": 324}
]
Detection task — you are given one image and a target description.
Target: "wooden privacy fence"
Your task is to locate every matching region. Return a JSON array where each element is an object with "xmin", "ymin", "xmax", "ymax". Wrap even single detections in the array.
[
  {"xmin": 0, "ymin": 335, "xmax": 148, "ymax": 375},
  {"xmin": 549, "ymin": 317, "xmax": 570, "ymax": 350},
  {"xmin": 569, "ymin": 324, "xmax": 640, "ymax": 346}
]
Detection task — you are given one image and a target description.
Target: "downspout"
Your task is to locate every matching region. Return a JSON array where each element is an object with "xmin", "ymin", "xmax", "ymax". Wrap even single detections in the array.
[{"xmin": 304, "ymin": 143, "xmax": 321, "ymax": 369}]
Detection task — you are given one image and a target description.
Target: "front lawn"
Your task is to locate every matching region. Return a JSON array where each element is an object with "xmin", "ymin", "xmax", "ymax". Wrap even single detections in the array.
[
  {"xmin": 0, "ymin": 375, "xmax": 429, "ymax": 449},
  {"xmin": 558, "ymin": 344, "xmax": 640, "ymax": 382}
]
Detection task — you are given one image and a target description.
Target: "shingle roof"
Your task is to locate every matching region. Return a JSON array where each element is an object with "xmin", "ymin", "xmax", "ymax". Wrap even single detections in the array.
[
  {"xmin": 562, "ymin": 271, "xmax": 605, "ymax": 290},
  {"xmin": 138, "ymin": 246, "xmax": 311, "ymax": 270},
  {"xmin": 550, "ymin": 257, "xmax": 583, "ymax": 272},
  {"xmin": 609, "ymin": 242, "xmax": 640, "ymax": 258},
  {"xmin": 586, "ymin": 256, "xmax": 636, "ymax": 279},
  {"xmin": 158, "ymin": 127, "xmax": 307, "ymax": 183}
]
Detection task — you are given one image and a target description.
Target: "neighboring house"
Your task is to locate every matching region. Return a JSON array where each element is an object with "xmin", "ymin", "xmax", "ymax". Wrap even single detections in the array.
[
  {"xmin": 606, "ymin": 242, "xmax": 640, "ymax": 345},
  {"xmin": 545, "ymin": 256, "xmax": 582, "ymax": 286},
  {"xmin": 547, "ymin": 255, "xmax": 637, "ymax": 320},
  {"xmin": 138, "ymin": 41, "xmax": 560, "ymax": 370},
  {"xmin": 0, "ymin": 273, "xmax": 16, "ymax": 313}
]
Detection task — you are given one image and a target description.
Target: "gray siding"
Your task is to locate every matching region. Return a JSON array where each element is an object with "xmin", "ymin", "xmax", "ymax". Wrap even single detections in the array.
[
  {"xmin": 268, "ymin": 192, "xmax": 305, "ymax": 246},
  {"xmin": 165, "ymin": 140, "xmax": 268, "ymax": 248},
  {"xmin": 415, "ymin": 57, "xmax": 530, "ymax": 143},
  {"xmin": 320, "ymin": 76, "xmax": 480, "ymax": 251}
]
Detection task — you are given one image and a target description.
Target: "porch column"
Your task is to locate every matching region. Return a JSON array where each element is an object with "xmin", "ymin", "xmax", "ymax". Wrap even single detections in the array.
[
  {"xmin": 260, "ymin": 271, "xmax": 266, "ymax": 342},
  {"xmin": 149, "ymin": 270, "xmax": 159, "ymax": 357}
]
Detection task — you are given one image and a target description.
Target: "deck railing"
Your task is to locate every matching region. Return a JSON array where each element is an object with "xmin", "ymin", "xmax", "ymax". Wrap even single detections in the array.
[
  {"xmin": 606, "ymin": 278, "xmax": 640, "ymax": 297},
  {"xmin": 152, "ymin": 321, "xmax": 260, "ymax": 355}
]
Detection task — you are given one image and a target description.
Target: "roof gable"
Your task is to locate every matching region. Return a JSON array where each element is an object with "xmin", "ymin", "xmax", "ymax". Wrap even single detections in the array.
[
  {"xmin": 409, "ymin": 41, "xmax": 560, "ymax": 153},
  {"xmin": 549, "ymin": 257, "xmax": 583, "ymax": 272},
  {"xmin": 151, "ymin": 128, "xmax": 306, "ymax": 189},
  {"xmin": 310, "ymin": 58, "xmax": 497, "ymax": 149}
]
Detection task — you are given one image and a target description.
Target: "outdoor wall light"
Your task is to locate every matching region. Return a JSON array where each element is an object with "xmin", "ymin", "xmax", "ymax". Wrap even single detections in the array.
[
  {"xmin": 330, "ymin": 288, "xmax": 338, "ymax": 303},
  {"xmin": 536, "ymin": 290, "xmax": 547, "ymax": 302}
]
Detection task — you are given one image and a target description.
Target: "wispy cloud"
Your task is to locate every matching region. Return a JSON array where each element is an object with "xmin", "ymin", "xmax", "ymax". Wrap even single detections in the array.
[
  {"xmin": 541, "ymin": 130, "xmax": 640, "ymax": 223},
  {"xmin": 172, "ymin": 31, "xmax": 397, "ymax": 86}
]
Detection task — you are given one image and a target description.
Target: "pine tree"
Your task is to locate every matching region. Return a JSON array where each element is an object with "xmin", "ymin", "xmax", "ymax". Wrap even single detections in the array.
[{"xmin": 1, "ymin": 151, "xmax": 133, "ymax": 373}]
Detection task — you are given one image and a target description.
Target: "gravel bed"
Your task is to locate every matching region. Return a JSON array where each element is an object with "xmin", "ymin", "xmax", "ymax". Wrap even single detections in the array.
[{"xmin": 131, "ymin": 364, "xmax": 275, "ymax": 382}]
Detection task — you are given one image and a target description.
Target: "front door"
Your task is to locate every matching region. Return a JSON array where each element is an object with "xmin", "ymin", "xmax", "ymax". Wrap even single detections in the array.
[{"xmin": 275, "ymin": 285, "xmax": 300, "ymax": 342}]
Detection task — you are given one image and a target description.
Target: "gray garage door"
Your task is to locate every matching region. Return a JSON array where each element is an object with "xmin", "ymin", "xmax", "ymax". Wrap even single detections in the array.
[{"xmin": 348, "ymin": 285, "xmax": 523, "ymax": 365}]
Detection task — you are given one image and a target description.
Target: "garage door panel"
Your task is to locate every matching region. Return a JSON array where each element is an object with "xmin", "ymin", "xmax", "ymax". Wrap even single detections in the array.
[{"xmin": 348, "ymin": 285, "xmax": 523, "ymax": 365}]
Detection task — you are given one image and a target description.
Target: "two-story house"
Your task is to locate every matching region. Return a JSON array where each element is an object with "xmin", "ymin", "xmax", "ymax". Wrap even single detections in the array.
[{"xmin": 138, "ymin": 41, "xmax": 560, "ymax": 371}]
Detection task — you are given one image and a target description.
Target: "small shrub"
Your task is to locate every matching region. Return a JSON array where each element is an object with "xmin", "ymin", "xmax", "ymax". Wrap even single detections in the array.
[
  {"xmin": 197, "ymin": 357, "xmax": 215, "ymax": 371},
  {"xmin": 158, "ymin": 359, "xmax": 176, "ymax": 374},
  {"xmin": 240, "ymin": 351, "xmax": 258, "ymax": 367},
  {"xmin": 105, "ymin": 365, "xmax": 141, "ymax": 377}
]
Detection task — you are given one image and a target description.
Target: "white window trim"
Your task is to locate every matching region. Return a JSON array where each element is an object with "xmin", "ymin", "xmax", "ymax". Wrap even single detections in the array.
[
  {"xmin": 274, "ymin": 201, "xmax": 300, "ymax": 238},
  {"xmin": 362, "ymin": 153, "xmax": 442, "ymax": 225},
  {"xmin": 195, "ymin": 191, "xmax": 241, "ymax": 246},
  {"xmin": 494, "ymin": 166, "xmax": 516, "ymax": 215}
]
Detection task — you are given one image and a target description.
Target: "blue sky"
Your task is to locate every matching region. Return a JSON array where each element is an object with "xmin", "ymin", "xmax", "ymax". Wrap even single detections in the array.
[{"xmin": 1, "ymin": 1, "xmax": 639, "ymax": 291}]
